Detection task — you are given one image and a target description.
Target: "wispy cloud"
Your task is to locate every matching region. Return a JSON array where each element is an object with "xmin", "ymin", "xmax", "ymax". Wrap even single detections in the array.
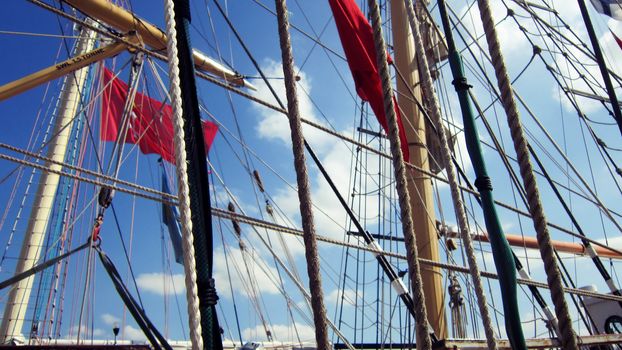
[{"xmin": 136, "ymin": 272, "xmax": 185, "ymax": 296}]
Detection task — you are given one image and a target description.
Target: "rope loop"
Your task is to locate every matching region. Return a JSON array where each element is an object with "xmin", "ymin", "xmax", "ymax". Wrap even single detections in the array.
[{"xmin": 204, "ymin": 278, "xmax": 219, "ymax": 306}]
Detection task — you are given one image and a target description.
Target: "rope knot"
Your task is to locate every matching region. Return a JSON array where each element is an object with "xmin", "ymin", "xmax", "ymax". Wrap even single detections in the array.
[
  {"xmin": 451, "ymin": 77, "xmax": 472, "ymax": 91},
  {"xmin": 532, "ymin": 45, "xmax": 542, "ymax": 56},
  {"xmin": 474, "ymin": 176, "xmax": 493, "ymax": 192},
  {"xmin": 204, "ymin": 278, "xmax": 219, "ymax": 306}
]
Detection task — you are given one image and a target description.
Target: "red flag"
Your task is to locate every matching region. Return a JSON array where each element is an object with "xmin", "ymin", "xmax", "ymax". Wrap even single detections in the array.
[
  {"xmin": 611, "ymin": 29, "xmax": 622, "ymax": 51},
  {"xmin": 101, "ymin": 68, "xmax": 217, "ymax": 164},
  {"xmin": 328, "ymin": 0, "xmax": 409, "ymax": 162}
]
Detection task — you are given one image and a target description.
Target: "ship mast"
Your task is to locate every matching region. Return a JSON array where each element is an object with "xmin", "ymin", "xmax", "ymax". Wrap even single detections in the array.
[
  {"xmin": 389, "ymin": 0, "xmax": 448, "ymax": 339},
  {"xmin": 0, "ymin": 25, "xmax": 97, "ymax": 342}
]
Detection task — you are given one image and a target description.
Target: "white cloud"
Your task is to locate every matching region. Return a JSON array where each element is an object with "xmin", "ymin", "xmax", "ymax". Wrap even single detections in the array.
[
  {"xmin": 99, "ymin": 314, "xmax": 147, "ymax": 342},
  {"xmin": 457, "ymin": 1, "xmax": 529, "ymax": 56},
  {"xmin": 251, "ymin": 59, "xmax": 335, "ymax": 153},
  {"xmin": 326, "ymin": 288, "xmax": 360, "ymax": 306},
  {"xmin": 66, "ymin": 325, "xmax": 105, "ymax": 339},
  {"xmin": 242, "ymin": 322, "xmax": 316, "ymax": 343},
  {"xmin": 544, "ymin": 4, "xmax": 622, "ymax": 114},
  {"xmin": 101, "ymin": 313, "xmax": 120, "ymax": 326},
  {"xmin": 213, "ymin": 246, "xmax": 281, "ymax": 298},
  {"xmin": 123, "ymin": 324, "xmax": 147, "ymax": 342},
  {"xmin": 136, "ymin": 272, "xmax": 185, "ymax": 296},
  {"xmin": 249, "ymin": 61, "xmax": 368, "ymax": 244}
]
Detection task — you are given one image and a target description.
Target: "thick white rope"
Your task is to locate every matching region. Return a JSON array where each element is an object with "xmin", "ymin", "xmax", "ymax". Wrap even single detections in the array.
[{"xmin": 163, "ymin": 0, "xmax": 203, "ymax": 348}]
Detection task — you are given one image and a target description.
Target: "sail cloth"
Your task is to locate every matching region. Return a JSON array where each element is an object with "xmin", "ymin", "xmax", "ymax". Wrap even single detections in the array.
[
  {"xmin": 591, "ymin": 0, "xmax": 622, "ymax": 20},
  {"xmin": 100, "ymin": 68, "xmax": 218, "ymax": 164},
  {"xmin": 162, "ymin": 171, "xmax": 184, "ymax": 265},
  {"xmin": 328, "ymin": 0, "xmax": 410, "ymax": 162}
]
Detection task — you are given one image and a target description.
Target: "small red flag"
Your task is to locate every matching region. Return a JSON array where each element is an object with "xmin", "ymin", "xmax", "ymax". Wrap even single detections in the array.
[
  {"xmin": 328, "ymin": 0, "xmax": 410, "ymax": 162},
  {"xmin": 101, "ymin": 68, "xmax": 217, "ymax": 164},
  {"xmin": 611, "ymin": 29, "xmax": 622, "ymax": 51}
]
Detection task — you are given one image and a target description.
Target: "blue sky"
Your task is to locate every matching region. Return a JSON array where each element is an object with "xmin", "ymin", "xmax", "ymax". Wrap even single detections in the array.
[{"xmin": 1, "ymin": 0, "xmax": 622, "ymax": 345}]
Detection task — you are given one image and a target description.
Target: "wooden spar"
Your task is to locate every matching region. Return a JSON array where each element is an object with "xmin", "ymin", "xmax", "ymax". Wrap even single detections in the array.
[
  {"xmin": 460, "ymin": 231, "xmax": 622, "ymax": 260},
  {"xmin": 61, "ymin": 0, "xmax": 255, "ymax": 90},
  {"xmin": 390, "ymin": 0, "xmax": 448, "ymax": 339},
  {"xmin": 0, "ymin": 33, "xmax": 137, "ymax": 101},
  {"xmin": 349, "ymin": 228, "xmax": 622, "ymax": 260},
  {"xmin": 441, "ymin": 225, "xmax": 622, "ymax": 259}
]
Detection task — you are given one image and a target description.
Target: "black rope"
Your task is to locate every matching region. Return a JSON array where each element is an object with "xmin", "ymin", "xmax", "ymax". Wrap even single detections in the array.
[
  {"xmin": 172, "ymin": 0, "xmax": 223, "ymax": 348},
  {"xmin": 0, "ymin": 241, "xmax": 90, "ymax": 291},
  {"xmin": 97, "ymin": 248, "xmax": 172, "ymax": 350}
]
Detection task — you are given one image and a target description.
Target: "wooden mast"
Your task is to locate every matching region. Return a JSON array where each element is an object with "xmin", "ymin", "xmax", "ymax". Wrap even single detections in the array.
[{"xmin": 389, "ymin": 0, "xmax": 448, "ymax": 339}]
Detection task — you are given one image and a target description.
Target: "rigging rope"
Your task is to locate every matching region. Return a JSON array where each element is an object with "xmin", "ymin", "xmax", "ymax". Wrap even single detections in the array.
[
  {"xmin": 274, "ymin": 1, "xmax": 330, "ymax": 348},
  {"xmin": 213, "ymin": 206, "xmax": 622, "ymax": 303},
  {"xmin": 367, "ymin": 0, "xmax": 432, "ymax": 348},
  {"xmin": 162, "ymin": 0, "xmax": 203, "ymax": 348},
  {"xmin": 403, "ymin": 1, "xmax": 496, "ymax": 349},
  {"xmin": 27, "ymin": 0, "xmax": 622, "ymax": 248},
  {"xmin": 0, "ymin": 241, "xmax": 90, "ymax": 291},
  {"xmin": 476, "ymin": 1, "xmax": 578, "ymax": 349},
  {"xmin": 437, "ymin": 1, "xmax": 527, "ymax": 348},
  {"xmin": 96, "ymin": 248, "xmax": 172, "ymax": 350}
]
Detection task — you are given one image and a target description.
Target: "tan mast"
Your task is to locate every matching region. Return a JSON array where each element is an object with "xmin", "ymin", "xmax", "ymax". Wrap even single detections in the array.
[
  {"xmin": 0, "ymin": 24, "xmax": 97, "ymax": 342},
  {"xmin": 390, "ymin": 0, "xmax": 447, "ymax": 339}
]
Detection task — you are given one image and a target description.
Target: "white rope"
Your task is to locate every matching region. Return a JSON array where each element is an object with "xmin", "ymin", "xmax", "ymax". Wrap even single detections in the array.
[{"xmin": 163, "ymin": 0, "xmax": 203, "ymax": 349}]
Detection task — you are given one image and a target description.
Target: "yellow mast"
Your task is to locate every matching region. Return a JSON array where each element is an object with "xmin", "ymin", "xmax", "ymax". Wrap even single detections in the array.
[
  {"xmin": 389, "ymin": 0, "xmax": 447, "ymax": 339},
  {"xmin": 0, "ymin": 34, "xmax": 137, "ymax": 101},
  {"xmin": 62, "ymin": 0, "xmax": 255, "ymax": 90}
]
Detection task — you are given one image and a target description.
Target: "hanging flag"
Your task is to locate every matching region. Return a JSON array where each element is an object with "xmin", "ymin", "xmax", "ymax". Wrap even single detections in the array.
[
  {"xmin": 101, "ymin": 68, "xmax": 218, "ymax": 164},
  {"xmin": 591, "ymin": 0, "xmax": 622, "ymax": 20},
  {"xmin": 162, "ymin": 170, "xmax": 184, "ymax": 265},
  {"xmin": 611, "ymin": 29, "xmax": 622, "ymax": 50},
  {"xmin": 328, "ymin": 0, "xmax": 410, "ymax": 162}
]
